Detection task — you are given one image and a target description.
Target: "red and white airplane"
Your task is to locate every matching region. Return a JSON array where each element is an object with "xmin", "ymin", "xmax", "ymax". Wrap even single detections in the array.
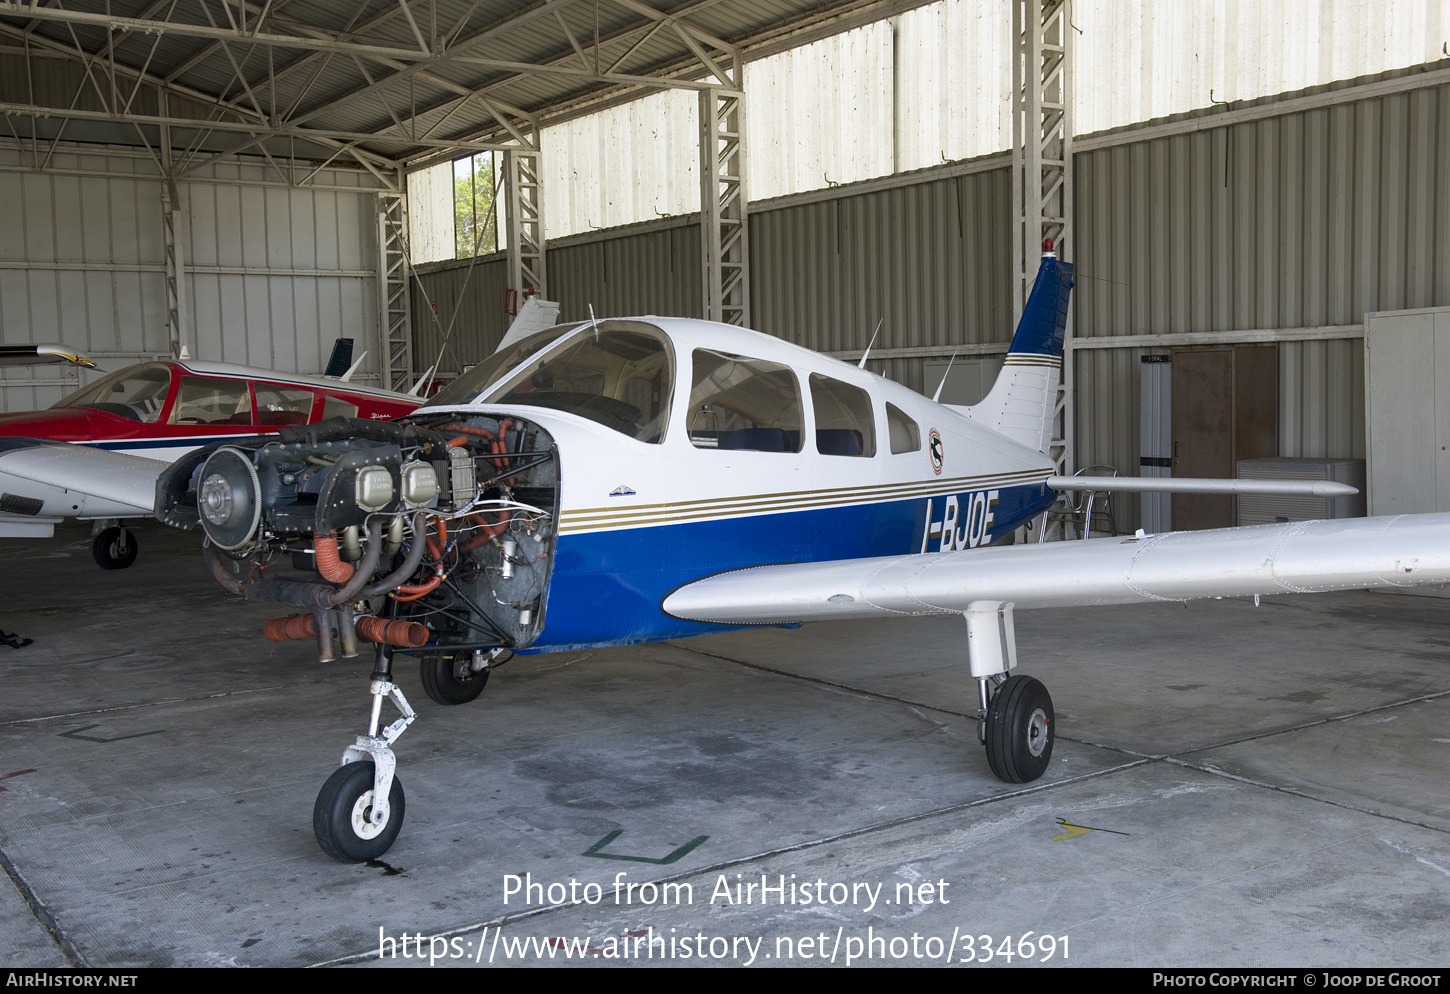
[{"xmin": 0, "ymin": 352, "xmax": 420, "ymax": 567}]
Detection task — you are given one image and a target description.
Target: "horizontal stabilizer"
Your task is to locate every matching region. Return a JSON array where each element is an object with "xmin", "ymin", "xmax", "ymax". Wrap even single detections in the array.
[
  {"xmin": 662, "ymin": 513, "xmax": 1450, "ymax": 624},
  {"xmin": 1046, "ymin": 476, "xmax": 1357, "ymax": 497}
]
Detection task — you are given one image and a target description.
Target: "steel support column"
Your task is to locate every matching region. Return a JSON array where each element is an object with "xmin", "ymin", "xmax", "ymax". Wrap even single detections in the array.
[
  {"xmin": 505, "ymin": 142, "xmax": 547, "ymax": 301},
  {"xmin": 377, "ymin": 190, "xmax": 412, "ymax": 392},
  {"xmin": 1012, "ymin": 0, "xmax": 1073, "ymax": 484},
  {"xmin": 699, "ymin": 69, "xmax": 748, "ymax": 326},
  {"xmin": 162, "ymin": 180, "xmax": 189, "ymax": 360},
  {"xmin": 160, "ymin": 92, "xmax": 190, "ymax": 361}
]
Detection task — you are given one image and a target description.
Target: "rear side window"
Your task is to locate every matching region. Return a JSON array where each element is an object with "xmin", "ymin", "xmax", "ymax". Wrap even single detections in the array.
[
  {"xmin": 170, "ymin": 377, "xmax": 252, "ymax": 425},
  {"xmin": 810, "ymin": 373, "xmax": 876, "ymax": 457},
  {"xmin": 887, "ymin": 402, "xmax": 920, "ymax": 454},
  {"xmin": 689, "ymin": 350, "xmax": 802, "ymax": 452},
  {"xmin": 255, "ymin": 385, "xmax": 315, "ymax": 426},
  {"xmin": 321, "ymin": 396, "xmax": 359, "ymax": 420}
]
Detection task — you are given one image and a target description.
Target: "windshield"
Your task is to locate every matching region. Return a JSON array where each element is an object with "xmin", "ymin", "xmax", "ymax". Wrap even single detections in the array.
[
  {"xmin": 479, "ymin": 323, "xmax": 674, "ymax": 443},
  {"xmin": 54, "ymin": 363, "xmax": 172, "ymax": 423},
  {"xmin": 424, "ymin": 325, "xmax": 579, "ymax": 408}
]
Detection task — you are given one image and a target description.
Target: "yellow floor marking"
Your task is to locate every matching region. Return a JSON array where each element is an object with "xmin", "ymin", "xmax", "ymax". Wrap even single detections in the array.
[{"xmin": 1053, "ymin": 820, "xmax": 1094, "ymax": 841}]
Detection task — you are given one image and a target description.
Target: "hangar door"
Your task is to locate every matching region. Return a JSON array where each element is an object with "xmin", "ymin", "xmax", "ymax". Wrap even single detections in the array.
[
  {"xmin": 1170, "ymin": 346, "xmax": 1278, "ymax": 529},
  {"xmin": 1365, "ymin": 307, "xmax": 1450, "ymax": 515}
]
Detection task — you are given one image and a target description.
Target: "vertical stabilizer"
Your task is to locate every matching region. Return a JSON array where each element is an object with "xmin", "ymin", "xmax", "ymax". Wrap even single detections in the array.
[{"xmin": 965, "ymin": 249, "xmax": 1074, "ymax": 453}]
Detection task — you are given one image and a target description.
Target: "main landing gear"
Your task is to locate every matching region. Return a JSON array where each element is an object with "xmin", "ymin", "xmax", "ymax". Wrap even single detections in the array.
[
  {"xmin": 314, "ymin": 645, "xmax": 416, "ymax": 863},
  {"xmin": 91, "ymin": 522, "xmax": 138, "ymax": 570},
  {"xmin": 966, "ymin": 601, "xmax": 1055, "ymax": 784},
  {"xmin": 418, "ymin": 648, "xmax": 510, "ymax": 706}
]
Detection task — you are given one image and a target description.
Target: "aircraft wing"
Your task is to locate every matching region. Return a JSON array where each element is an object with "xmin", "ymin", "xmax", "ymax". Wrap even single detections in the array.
[
  {"xmin": 0, "ymin": 438, "xmax": 168, "ymax": 534},
  {"xmin": 0, "ymin": 344, "xmax": 97, "ymax": 368},
  {"xmin": 662, "ymin": 513, "xmax": 1450, "ymax": 624}
]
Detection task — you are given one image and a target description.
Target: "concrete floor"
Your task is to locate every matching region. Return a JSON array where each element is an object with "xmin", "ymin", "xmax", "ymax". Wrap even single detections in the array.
[{"xmin": 1, "ymin": 521, "xmax": 1448, "ymax": 968}]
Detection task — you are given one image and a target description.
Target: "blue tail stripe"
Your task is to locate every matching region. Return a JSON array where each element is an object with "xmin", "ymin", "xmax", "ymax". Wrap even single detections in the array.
[{"xmin": 1007, "ymin": 256, "xmax": 1075, "ymax": 358}]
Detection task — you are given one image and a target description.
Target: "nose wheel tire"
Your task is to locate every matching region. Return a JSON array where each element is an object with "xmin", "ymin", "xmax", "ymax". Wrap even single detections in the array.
[
  {"xmin": 984, "ymin": 675, "xmax": 1054, "ymax": 784},
  {"xmin": 419, "ymin": 651, "xmax": 489, "ymax": 706},
  {"xmin": 92, "ymin": 526, "xmax": 138, "ymax": 570},
  {"xmin": 313, "ymin": 762, "xmax": 405, "ymax": 863}
]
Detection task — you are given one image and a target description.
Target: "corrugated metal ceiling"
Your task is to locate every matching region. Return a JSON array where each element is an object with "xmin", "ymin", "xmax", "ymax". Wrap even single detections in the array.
[{"xmin": 0, "ymin": 0, "xmax": 933, "ymax": 167}]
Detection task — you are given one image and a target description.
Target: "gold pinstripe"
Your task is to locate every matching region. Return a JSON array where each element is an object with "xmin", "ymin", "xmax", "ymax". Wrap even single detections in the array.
[{"xmin": 558, "ymin": 470, "xmax": 1050, "ymax": 534}]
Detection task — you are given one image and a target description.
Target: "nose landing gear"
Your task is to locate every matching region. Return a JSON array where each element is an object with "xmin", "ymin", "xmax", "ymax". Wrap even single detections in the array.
[
  {"xmin": 314, "ymin": 761, "xmax": 406, "ymax": 863},
  {"xmin": 313, "ymin": 646, "xmax": 416, "ymax": 862}
]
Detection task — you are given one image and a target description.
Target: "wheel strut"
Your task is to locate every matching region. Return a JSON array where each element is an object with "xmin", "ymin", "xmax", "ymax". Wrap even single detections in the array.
[
  {"xmin": 963, "ymin": 601, "xmax": 1054, "ymax": 783},
  {"xmin": 314, "ymin": 645, "xmax": 417, "ymax": 862}
]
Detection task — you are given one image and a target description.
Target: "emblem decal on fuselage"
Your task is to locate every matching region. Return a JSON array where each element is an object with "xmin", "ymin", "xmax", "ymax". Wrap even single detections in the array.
[
  {"xmin": 609, "ymin": 485, "xmax": 637, "ymax": 497},
  {"xmin": 928, "ymin": 429, "xmax": 943, "ymax": 475}
]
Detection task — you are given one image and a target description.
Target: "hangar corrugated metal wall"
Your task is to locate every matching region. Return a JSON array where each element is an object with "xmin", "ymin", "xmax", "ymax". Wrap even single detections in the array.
[
  {"xmin": 750, "ymin": 162, "xmax": 1012, "ymax": 380},
  {"xmin": 409, "ymin": 253, "xmax": 509, "ymax": 379},
  {"xmin": 0, "ymin": 143, "xmax": 386, "ymax": 413},
  {"xmin": 409, "ymin": 217, "xmax": 703, "ymax": 375},
  {"xmin": 530, "ymin": 0, "xmax": 1445, "ymax": 240},
  {"xmin": 1071, "ymin": 71, "xmax": 1450, "ymax": 518}
]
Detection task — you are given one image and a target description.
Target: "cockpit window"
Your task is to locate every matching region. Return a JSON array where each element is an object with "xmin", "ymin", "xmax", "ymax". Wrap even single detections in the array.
[
  {"xmin": 423, "ymin": 324, "xmax": 580, "ymax": 408},
  {"xmin": 55, "ymin": 363, "xmax": 171, "ymax": 423},
  {"xmin": 478, "ymin": 324, "xmax": 674, "ymax": 443},
  {"xmin": 688, "ymin": 350, "xmax": 803, "ymax": 452}
]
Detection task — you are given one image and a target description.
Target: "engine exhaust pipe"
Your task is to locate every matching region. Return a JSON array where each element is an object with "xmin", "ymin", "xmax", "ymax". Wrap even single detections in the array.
[{"xmin": 264, "ymin": 613, "xmax": 430, "ymax": 648}]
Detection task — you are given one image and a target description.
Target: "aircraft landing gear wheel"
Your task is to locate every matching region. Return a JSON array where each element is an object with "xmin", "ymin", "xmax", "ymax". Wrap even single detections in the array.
[
  {"xmin": 984, "ymin": 675, "xmax": 1054, "ymax": 784},
  {"xmin": 419, "ymin": 651, "xmax": 489, "ymax": 706},
  {"xmin": 313, "ymin": 762, "xmax": 405, "ymax": 863},
  {"xmin": 92, "ymin": 526, "xmax": 138, "ymax": 570}
]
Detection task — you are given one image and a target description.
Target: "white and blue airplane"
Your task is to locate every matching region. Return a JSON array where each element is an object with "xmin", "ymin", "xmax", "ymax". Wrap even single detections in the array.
[{"xmin": 17, "ymin": 248, "xmax": 1450, "ymax": 862}]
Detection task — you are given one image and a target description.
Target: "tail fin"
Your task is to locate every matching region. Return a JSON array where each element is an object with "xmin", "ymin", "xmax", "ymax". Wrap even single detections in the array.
[{"xmin": 965, "ymin": 249, "xmax": 1074, "ymax": 453}]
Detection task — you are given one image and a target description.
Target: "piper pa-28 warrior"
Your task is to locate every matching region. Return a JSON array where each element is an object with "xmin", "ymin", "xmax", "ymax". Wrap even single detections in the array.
[
  {"xmin": 0, "ymin": 354, "xmax": 420, "ymax": 567},
  {"xmin": 143, "ymin": 245, "xmax": 1450, "ymax": 862}
]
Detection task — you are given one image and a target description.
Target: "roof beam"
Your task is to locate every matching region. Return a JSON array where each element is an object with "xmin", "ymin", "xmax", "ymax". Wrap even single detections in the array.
[
  {"xmin": 0, "ymin": 19, "xmax": 268, "ymax": 124},
  {"xmin": 0, "ymin": 0, "xmax": 703, "ymax": 90},
  {"xmin": 166, "ymin": 0, "xmax": 349, "ymax": 87},
  {"xmin": 0, "ymin": 3, "xmax": 446, "ymax": 61},
  {"xmin": 393, "ymin": 0, "xmax": 431, "ymax": 56},
  {"xmin": 0, "ymin": 101, "xmax": 516, "ymax": 152},
  {"xmin": 331, "ymin": 0, "xmax": 731, "ymax": 155}
]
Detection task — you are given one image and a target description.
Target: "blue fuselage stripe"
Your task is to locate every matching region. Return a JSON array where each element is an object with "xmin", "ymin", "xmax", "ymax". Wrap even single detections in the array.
[
  {"xmin": 530, "ymin": 482, "xmax": 1054, "ymax": 651},
  {"xmin": 82, "ymin": 436, "xmax": 252, "ymax": 453}
]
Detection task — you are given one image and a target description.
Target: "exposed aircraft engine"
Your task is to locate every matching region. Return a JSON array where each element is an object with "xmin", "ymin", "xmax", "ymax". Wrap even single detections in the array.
[
  {"xmin": 156, "ymin": 413, "xmax": 560, "ymax": 860},
  {"xmin": 156, "ymin": 414, "xmax": 559, "ymax": 668}
]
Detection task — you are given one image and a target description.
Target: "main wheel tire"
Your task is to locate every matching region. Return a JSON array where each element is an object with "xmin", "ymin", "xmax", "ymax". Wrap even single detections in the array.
[
  {"xmin": 984, "ymin": 675, "xmax": 1054, "ymax": 784},
  {"xmin": 419, "ymin": 651, "xmax": 489, "ymax": 706},
  {"xmin": 92, "ymin": 526, "xmax": 138, "ymax": 570},
  {"xmin": 313, "ymin": 762, "xmax": 405, "ymax": 863}
]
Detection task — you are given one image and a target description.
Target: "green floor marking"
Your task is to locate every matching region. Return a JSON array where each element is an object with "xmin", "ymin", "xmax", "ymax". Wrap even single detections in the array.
[{"xmin": 582, "ymin": 829, "xmax": 709, "ymax": 864}]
